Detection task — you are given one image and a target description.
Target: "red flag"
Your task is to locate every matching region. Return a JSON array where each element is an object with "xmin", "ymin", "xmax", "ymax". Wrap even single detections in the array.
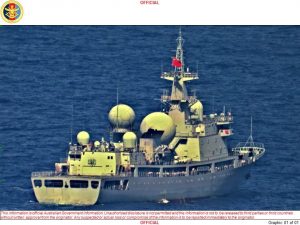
[{"xmin": 172, "ymin": 57, "xmax": 182, "ymax": 67}]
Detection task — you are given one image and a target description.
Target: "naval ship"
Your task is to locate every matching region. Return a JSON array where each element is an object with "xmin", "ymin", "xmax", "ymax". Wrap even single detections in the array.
[{"xmin": 31, "ymin": 31, "xmax": 265, "ymax": 205}]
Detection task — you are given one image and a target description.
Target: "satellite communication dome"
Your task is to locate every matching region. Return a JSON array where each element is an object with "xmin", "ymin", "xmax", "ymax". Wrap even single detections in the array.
[
  {"xmin": 108, "ymin": 104, "xmax": 135, "ymax": 128},
  {"xmin": 77, "ymin": 131, "xmax": 90, "ymax": 145},
  {"xmin": 94, "ymin": 140, "xmax": 100, "ymax": 147},
  {"xmin": 140, "ymin": 112, "xmax": 176, "ymax": 144},
  {"xmin": 123, "ymin": 131, "xmax": 137, "ymax": 149},
  {"xmin": 190, "ymin": 100, "xmax": 203, "ymax": 121}
]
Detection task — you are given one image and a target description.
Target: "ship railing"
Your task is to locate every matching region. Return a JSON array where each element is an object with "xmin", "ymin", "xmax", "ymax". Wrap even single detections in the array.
[
  {"xmin": 31, "ymin": 171, "xmax": 57, "ymax": 177},
  {"xmin": 216, "ymin": 116, "xmax": 234, "ymax": 123},
  {"xmin": 136, "ymin": 171, "xmax": 189, "ymax": 177},
  {"xmin": 189, "ymin": 170, "xmax": 210, "ymax": 176},
  {"xmin": 232, "ymin": 142, "xmax": 265, "ymax": 150},
  {"xmin": 137, "ymin": 172, "xmax": 188, "ymax": 177},
  {"xmin": 214, "ymin": 164, "xmax": 234, "ymax": 172},
  {"xmin": 162, "ymin": 171, "xmax": 188, "ymax": 177},
  {"xmin": 135, "ymin": 165, "xmax": 236, "ymax": 177},
  {"xmin": 203, "ymin": 115, "xmax": 233, "ymax": 123},
  {"xmin": 161, "ymin": 72, "xmax": 177, "ymax": 78},
  {"xmin": 161, "ymin": 95, "xmax": 197, "ymax": 102},
  {"xmin": 136, "ymin": 160, "xmax": 182, "ymax": 166},
  {"xmin": 161, "ymin": 72, "xmax": 198, "ymax": 78},
  {"xmin": 138, "ymin": 172, "xmax": 161, "ymax": 177},
  {"xmin": 182, "ymin": 72, "xmax": 198, "ymax": 78}
]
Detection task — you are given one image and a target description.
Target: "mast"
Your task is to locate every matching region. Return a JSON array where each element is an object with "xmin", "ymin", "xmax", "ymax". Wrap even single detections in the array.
[
  {"xmin": 116, "ymin": 85, "xmax": 119, "ymax": 129},
  {"xmin": 175, "ymin": 28, "xmax": 184, "ymax": 74},
  {"xmin": 161, "ymin": 29, "xmax": 198, "ymax": 102},
  {"xmin": 70, "ymin": 104, "xmax": 74, "ymax": 144},
  {"xmin": 160, "ymin": 29, "xmax": 201, "ymax": 130},
  {"xmin": 245, "ymin": 116, "xmax": 254, "ymax": 147}
]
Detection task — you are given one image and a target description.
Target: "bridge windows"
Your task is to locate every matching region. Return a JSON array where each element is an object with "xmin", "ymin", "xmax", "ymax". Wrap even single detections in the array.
[{"xmin": 69, "ymin": 154, "xmax": 81, "ymax": 160}]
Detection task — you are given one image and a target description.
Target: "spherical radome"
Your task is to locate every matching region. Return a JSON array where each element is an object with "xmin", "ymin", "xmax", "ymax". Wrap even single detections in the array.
[
  {"xmin": 94, "ymin": 140, "xmax": 100, "ymax": 147},
  {"xmin": 77, "ymin": 131, "xmax": 90, "ymax": 145},
  {"xmin": 108, "ymin": 104, "xmax": 135, "ymax": 128},
  {"xmin": 140, "ymin": 112, "xmax": 176, "ymax": 144},
  {"xmin": 123, "ymin": 131, "xmax": 137, "ymax": 149},
  {"xmin": 190, "ymin": 100, "xmax": 203, "ymax": 120}
]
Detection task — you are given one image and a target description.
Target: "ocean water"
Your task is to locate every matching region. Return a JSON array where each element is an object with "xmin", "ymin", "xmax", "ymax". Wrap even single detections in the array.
[{"xmin": 0, "ymin": 26, "xmax": 299, "ymax": 210}]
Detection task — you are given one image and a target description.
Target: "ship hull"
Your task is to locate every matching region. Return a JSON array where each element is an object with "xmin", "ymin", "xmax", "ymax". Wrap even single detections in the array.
[
  {"xmin": 99, "ymin": 164, "xmax": 251, "ymax": 203},
  {"xmin": 31, "ymin": 176, "xmax": 101, "ymax": 205}
]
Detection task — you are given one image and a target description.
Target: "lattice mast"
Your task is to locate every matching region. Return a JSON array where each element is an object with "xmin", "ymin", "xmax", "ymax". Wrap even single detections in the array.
[{"xmin": 161, "ymin": 29, "xmax": 198, "ymax": 102}]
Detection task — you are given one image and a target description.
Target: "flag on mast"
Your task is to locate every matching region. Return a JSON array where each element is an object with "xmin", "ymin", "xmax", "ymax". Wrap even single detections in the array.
[{"xmin": 172, "ymin": 57, "xmax": 182, "ymax": 67}]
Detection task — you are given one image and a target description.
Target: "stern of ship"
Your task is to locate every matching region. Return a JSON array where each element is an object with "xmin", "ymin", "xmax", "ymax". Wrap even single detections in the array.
[{"xmin": 31, "ymin": 172, "xmax": 101, "ymax": 205}]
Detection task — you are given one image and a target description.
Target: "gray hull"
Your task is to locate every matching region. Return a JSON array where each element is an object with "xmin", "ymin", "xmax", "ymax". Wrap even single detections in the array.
[{"xmin": 99, "ymin": 165, "xmax": 250, "ymax": 203}]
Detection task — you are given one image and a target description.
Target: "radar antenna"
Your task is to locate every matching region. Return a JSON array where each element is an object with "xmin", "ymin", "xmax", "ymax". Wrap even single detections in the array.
[
  {"xmin": 175, "ymin": 28, "xmax": 185, "ymax": 74},
  {"xmin": 116, "ymin": 81, "xmax": 119, "ymax": 129},
  {"xmin": 70, "ymin": 103, "xmax": 74, "ymax": 145},
  {"xmin": 245, "ymin": 116, "xmax": 255, "ymax": 147},
  {"xmin": 212, "ymin": 96, "xmax": 215, "ymax": 113}
]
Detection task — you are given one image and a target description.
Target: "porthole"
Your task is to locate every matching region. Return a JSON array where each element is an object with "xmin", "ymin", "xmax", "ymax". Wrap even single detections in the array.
[
  {"xmin": 91, "ymin": 181, "xmax": 99, "ymax": 189},
  {"xmin": 45, "ymin": 180, "xmax": 63, "ymax": 188},
  {"xmin": 34, "ymin": 180, "xmax": 42, "ymax": 188},
  {"xmin": 70, "ymin": 180, "xmax": 88, "ymax": 188}
]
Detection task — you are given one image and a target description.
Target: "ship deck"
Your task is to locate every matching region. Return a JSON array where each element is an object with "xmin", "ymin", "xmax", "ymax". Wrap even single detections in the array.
[{"xmin": 31, "ymin": 154, "xmax": 254, "ymax": 180}]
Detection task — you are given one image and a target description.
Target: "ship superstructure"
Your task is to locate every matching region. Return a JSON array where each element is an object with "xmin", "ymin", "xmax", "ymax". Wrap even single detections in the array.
[{"xmin": 31, "ymin": 31, "xmax": 265, "ymax": 205}]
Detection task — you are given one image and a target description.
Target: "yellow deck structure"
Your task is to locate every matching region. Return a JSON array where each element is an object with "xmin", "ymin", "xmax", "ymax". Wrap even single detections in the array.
[{"xmin": 31, "ymin": 174, "xmax": 101, "ymax": 205}]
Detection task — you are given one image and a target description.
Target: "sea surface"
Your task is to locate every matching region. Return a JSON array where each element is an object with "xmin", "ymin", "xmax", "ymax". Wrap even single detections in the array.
[{"xmin": 0, "ymin": 26, "xmax": 299, "ymax": 210}]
